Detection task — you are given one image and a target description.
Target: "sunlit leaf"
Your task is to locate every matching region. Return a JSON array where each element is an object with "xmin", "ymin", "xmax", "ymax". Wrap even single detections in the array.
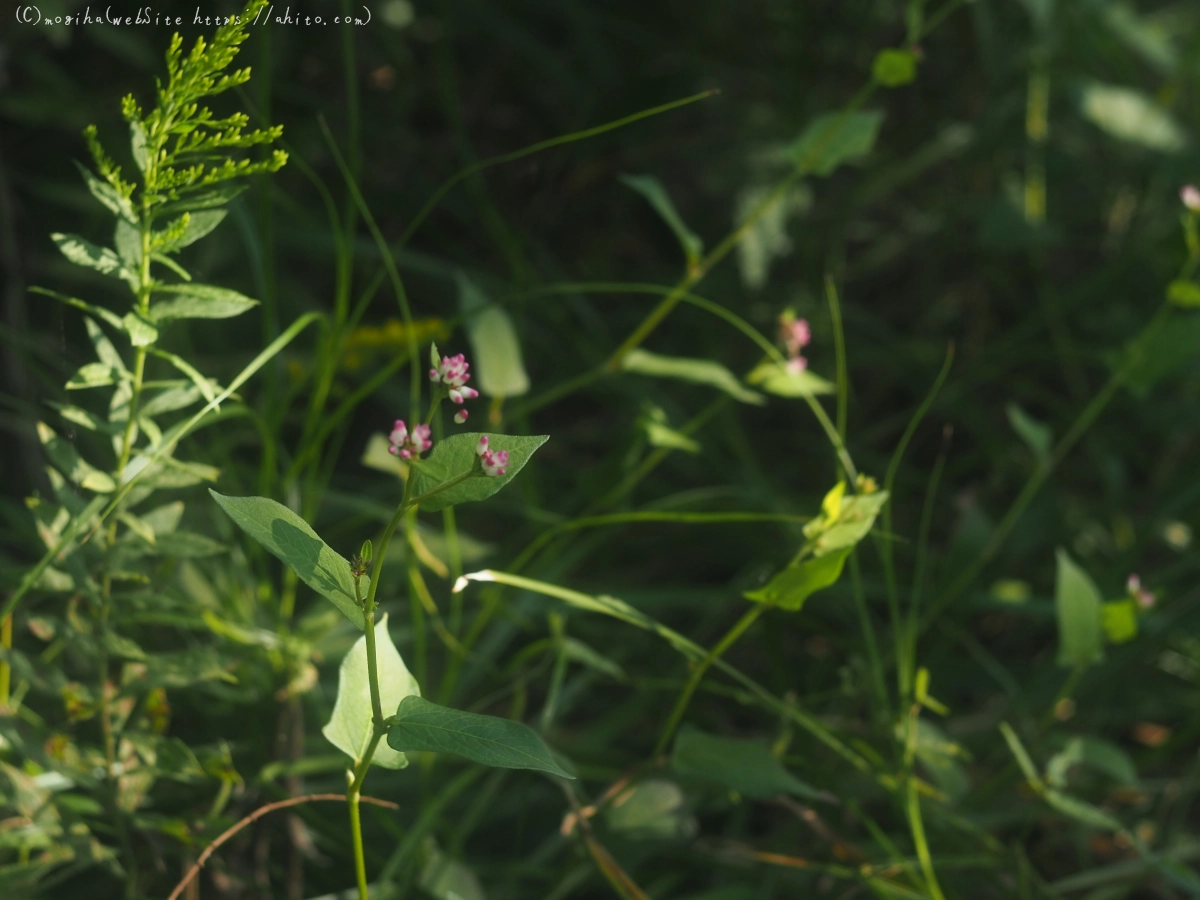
[
  {"xmin": 458, "ymin": 276, "xmax": 530, "ymax": 397},
  {"xmin": 743, "ymin": 547, "xmax": 851, "ymax": 611},
  {"xmin": 1055, "ymin": 549, "xmax": 1105, "ymax": 669},
  {"xmin": 1080, "ymin": 82, "xmax": 1186, "ymax": 152},
  {"xmin": 623, "ymin": 349, "xmax": 764, "ymax": 405},
  {"xmin": 323, "ymin": 614, "xmax": 420, "ymax": 770},
  {"xmin": 410, "ymin": 433, "xmax": 548, "ymax": 512},
  {"xmin": 746, "ymin": 360, "xmax": 835, "ymax": 398}
]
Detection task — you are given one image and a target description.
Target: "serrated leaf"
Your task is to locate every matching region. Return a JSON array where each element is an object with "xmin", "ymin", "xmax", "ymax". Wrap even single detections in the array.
[
  {"xmin": 745, "ymin": 360, "xmax": 835, "ymax": 398},
  {"xmin": 210, "ymin": 492, "xmax": 366, "ymax": 628},
  {"xmin": 1080, "ymin": 82, "xmax": 1186, "ymax": 152},
  {"xmin": 788, "ymin": 110, "xmax": 884, "ymax": 175},
  {"xmin": 411, "ymin": 433, "xmax": 548, "ymax": 512},
  {"xmin": 623, "ymin": 349, "xmax": 765, "ymax": 405},
  {"xmin": 323, "ymin": 614, "xmax": 419, "ymax": 770},
  {"xmin": 1006, "ymin": 402, "xmax": 1052, "ymax": 467},
  {"xmin": 620, "ymin": 173, "xmax": 704, "ymax": 264},
  {"xmin": 672, "ymin": 726, "xmax": 828, "ymax": 801},
  {"xmin": 50, "ymin": 233, "xmax": 124, "ymax": 276},
  {"xmin": 386, "ymin": 696, "xmax": 574, "ymax": 778},
  {"xmin": 744, "ymin": 547, "xmax": 852, "ymax": 611},
  {"xmin": 150, "ymin": 283, "xmax": 258, "ymax": 322},
  {"xmin": 1167, "ymin": 279, "xmax": 1200, "ymax": 308},
  {"xmin": 160, "ymin": 184, "xmax": 246, "ymax": 214},
  {"xmin": 458, "ymin": 276, "xmax": 530, "ymax": 397},
  {"xmin": 139, "ymin": 382, "xmax": 208, "ymax": 417},
  {"xmin": 1055, "ymin": 549, "xmax": 1105, "ymax": 669}
]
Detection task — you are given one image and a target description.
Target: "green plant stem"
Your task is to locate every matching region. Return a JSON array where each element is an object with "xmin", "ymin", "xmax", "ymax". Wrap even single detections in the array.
[{"xmin": 654, "ymin": 604, "xmax": 765, "ymax": 755}]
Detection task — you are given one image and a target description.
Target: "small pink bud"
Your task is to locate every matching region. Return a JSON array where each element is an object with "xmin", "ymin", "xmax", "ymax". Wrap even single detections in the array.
[
  {"xmin": 786, "ymin": 356, "xmax": 808, "ymax": 374},
  {"xmin": 454, "ymin": 409, "xmax": 468, "ymax": 424},
  {"xmin": 1181, "ymin": 185, "xmax": 1200, "ymax": 212},
  {"xmin": 1126, "ymin": 573, "xmax": 1155, "ymax": 609},
  {"xmin": 480, "ymin": 448, "xmax": 509, "ymax": 477},
  {"xmin": 476, "ymin": 435, "xmax": 489, "ymax": 457},
  {"xmin": 388, "ymin": 419, "xmax": 432, "ymax": 459}
]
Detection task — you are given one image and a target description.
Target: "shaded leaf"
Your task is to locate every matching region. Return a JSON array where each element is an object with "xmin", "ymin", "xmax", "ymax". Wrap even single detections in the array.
[
  {"xmin": 788, "ymin": 110, "xmax": 884, "ymax": 175},
  {"xmin": 672, "ymin": 726, "xmax": 829, "ymax": 801},
  {"xmin": 620, "ymin": 173, "xmax": 704, "ymax": 263},
  {"xmin": 386, "ymin": 696, "xmax": 574, "ymax": 778},
  {"xmin": 419, "ymin": 838, "xmax": 486, "ymax": 900},
  {"xmin": 1006, "ymin": 402, "xmax": 1052, "ymax": 467},
  {"xmin": 36, "ymin": 422, "xmax": 115, "ymax": 493},
  {"xmin": 323, "ymin": 614, "xmax": 420, "ymax": 770},
  {"xmin": 210, "ymin": 491, "xmax": 366, "ymax": 629},
  {"xmin": 604, "ymin": 779, "xmax": 697, "ymax": 841}
]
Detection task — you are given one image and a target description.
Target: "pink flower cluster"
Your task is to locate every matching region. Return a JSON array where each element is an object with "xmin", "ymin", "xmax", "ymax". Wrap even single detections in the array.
[
  {"xmin": 780, "ymin": 315, "xmax": 811, "ymax": 374},
  {"xmin": 1126, "ymin": 574, "xmax": 1155, "ymax": 610},
  {"xmin": 431, "ymin": 353, "xmax": 480, "ymax": 423},
  {"xmin": 475, "ymin": 435, "xmax": 509, "ymax": 477},
  {"xmin": 387, "ymin": 420, "xmax": 432, "ymax": 460}
]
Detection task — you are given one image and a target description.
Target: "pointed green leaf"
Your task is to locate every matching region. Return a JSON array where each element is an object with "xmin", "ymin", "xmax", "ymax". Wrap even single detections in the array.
[
  {"xmin": 50, "ymin": 233, "xmax": 125, "ymax": 276},
  {"xmin": 620, "ymin": 173, "xmax": 704, "ymax": 264},
  {"xmin": 161, "ymin": 210, "xmax": 228, "ymax": 251},
  {"xmin": 603, "ymin": 778, "xmax": 696, "ymax": 841},
  {"xmin": 672, "ymin": 726, "xmax": 829, "ymax": 801},
  {"xmin": 1055, "ymin": 549, "xmax": 1105, "ymax": 669},
  {"xmin": 150, "ymin": 283, "xmax": 258, "ymax": 322},
  {"xmin": 746, "ymin": 360, "xmax": 835, "ymax": 398},
  {"xmin": 209, "ymin": 491, "xmax": 367, "ymax": 629},
  {"xmin": 1044, "ymin": 789, "xmax": 1126, "ymax": 832},
  {"xmin": 36, "ymin": 422, "xmax": 115, "ymax": 493},
  {"xmin": 788, "ymin": 110, "xmax": 884, "ymax": 175},
  {"xmin": 411, "ymin": 433, "xmax": 548, "ymax": 512},
  {"xmin": 458, "ymin": 276, "xmax": 530, "ymax": 397},
  {"xmin": 806, "ymin": 490, "xmax": 889, "ymax": 554},
  {"xmin": 66, "ymin": 362, "xmax": 121, "ymax": 390},
  {"xmin": 623, "ymin": 349, "xmax": 764, "ymax": 405},
  {"xmin": 130, "ymin": 121, "xmax": 149, "ymax": 172},
  {"xmin": 323, "ymin": 614, "xmax": 419, "ymax": 769},
  {"xmin": 386, "ymin": 696, "xmax": 574, "ymax": 778}
]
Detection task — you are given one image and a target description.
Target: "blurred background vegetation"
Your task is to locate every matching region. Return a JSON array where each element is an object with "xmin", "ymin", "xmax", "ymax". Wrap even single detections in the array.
[{"xmin": 2, "ymin": 0, "xmax": 1200, "ymax": 898}]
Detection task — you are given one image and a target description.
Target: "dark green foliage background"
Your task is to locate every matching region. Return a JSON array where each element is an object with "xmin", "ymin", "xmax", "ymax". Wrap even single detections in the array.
[{"xmin": 2, "ymin": 1, "xmax": 1199, "ymax": 898}]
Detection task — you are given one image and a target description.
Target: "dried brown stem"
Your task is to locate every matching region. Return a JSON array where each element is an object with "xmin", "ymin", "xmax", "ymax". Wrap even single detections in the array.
[{"xmin": 166, "ymin": 793, "xmax": 398, "ymax": 900}]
